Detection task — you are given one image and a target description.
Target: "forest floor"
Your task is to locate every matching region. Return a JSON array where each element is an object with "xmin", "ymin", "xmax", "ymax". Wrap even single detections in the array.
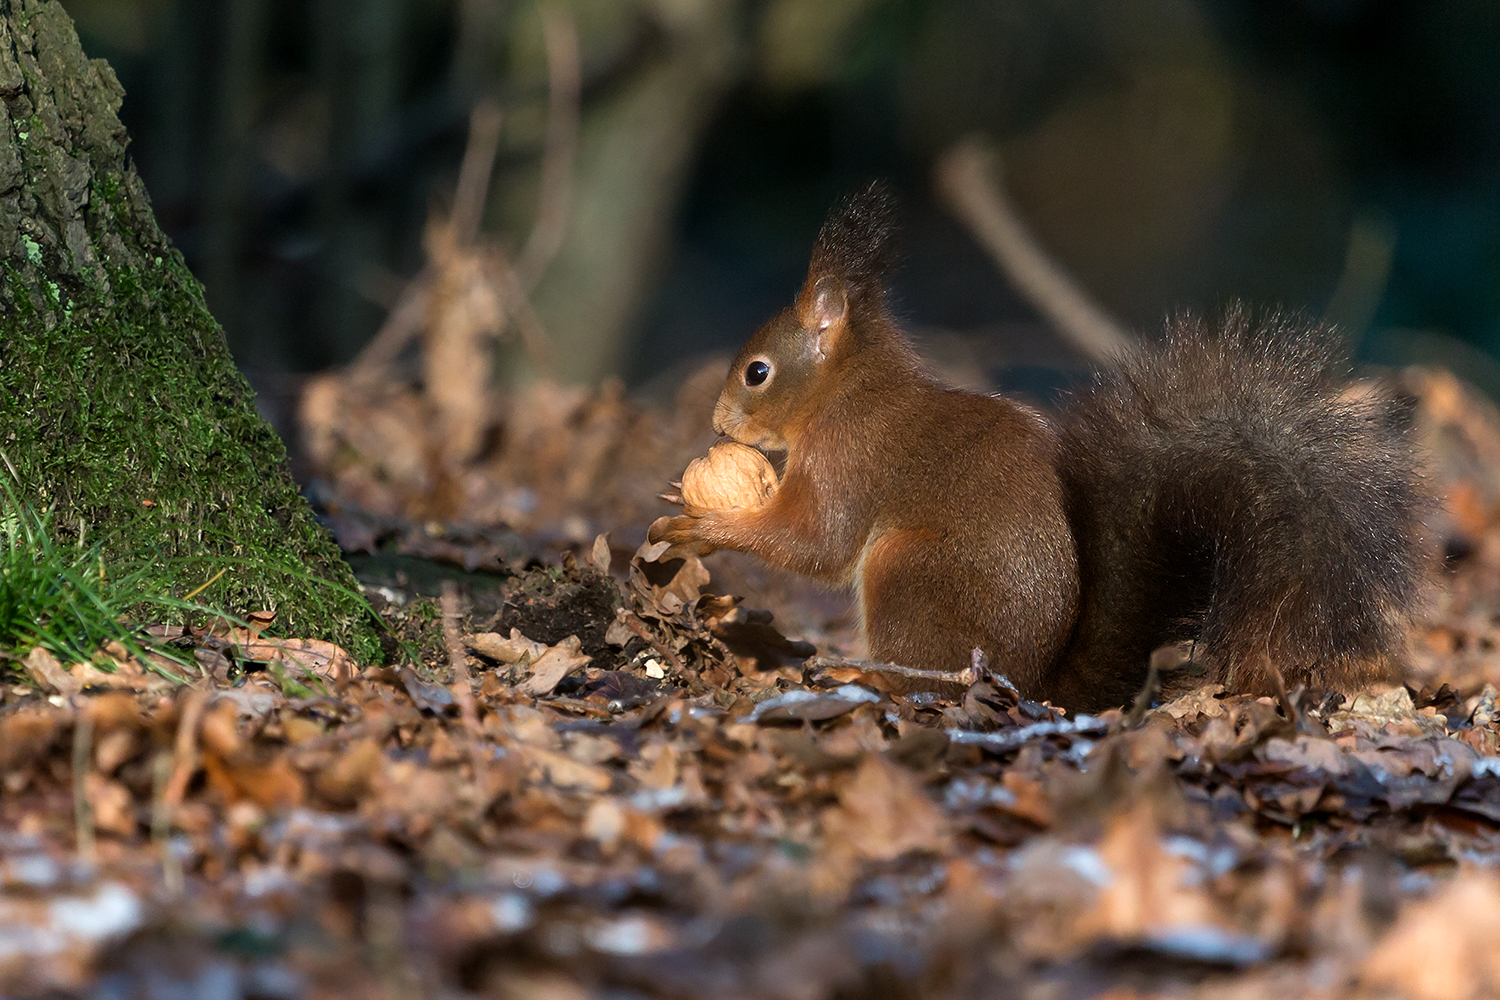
[{"xmin": 6, "ymin": 363, "xmax": 1500, "ymax": 1000}]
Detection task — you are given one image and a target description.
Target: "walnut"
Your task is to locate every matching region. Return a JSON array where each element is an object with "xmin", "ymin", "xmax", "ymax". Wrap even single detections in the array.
[{"xmin": 681, "ymin": 442, "xmax": 778, "ymax": 510}]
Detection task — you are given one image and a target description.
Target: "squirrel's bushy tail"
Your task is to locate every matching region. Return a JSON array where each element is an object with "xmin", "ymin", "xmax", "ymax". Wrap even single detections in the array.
[{"xmin": 1050, "ymin": 307, "xmax": 1427, "ymax": 710}]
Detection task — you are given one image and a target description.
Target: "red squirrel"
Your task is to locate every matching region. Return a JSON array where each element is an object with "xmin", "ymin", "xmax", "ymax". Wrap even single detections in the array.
[{"xmin": 651, "ymin": 184, "xmax": 1426, "ymax": 712}]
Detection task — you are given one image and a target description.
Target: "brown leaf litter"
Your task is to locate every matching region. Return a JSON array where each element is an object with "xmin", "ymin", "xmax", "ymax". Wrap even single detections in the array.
[
  {"xmin": 12, "ymin": 292, "xmax": 1500, "ymax": 995},
  {"xmin": 3, "ymin": 510, "xmax": 1500, "ymax": 999}
]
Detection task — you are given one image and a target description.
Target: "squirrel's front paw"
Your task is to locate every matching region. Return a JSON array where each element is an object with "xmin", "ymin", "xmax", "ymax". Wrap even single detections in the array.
[{"xmin": 647, "ymin": 513, "xmax": 718, "ymax": 556}]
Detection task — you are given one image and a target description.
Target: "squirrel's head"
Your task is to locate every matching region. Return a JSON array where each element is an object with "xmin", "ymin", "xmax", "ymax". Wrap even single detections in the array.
[
  {"xmin": 712, "ymin": 182, "xmax": 897, "ymax": 452},
  {"xmin": 712, "ymin": 276, "xmax": 851, "ymax": 450}
]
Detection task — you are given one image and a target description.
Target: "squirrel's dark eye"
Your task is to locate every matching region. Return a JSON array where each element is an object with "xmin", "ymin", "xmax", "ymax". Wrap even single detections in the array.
[{"xmin": 745, "ymin": 360, "xmax": 771, "ymax": 386}]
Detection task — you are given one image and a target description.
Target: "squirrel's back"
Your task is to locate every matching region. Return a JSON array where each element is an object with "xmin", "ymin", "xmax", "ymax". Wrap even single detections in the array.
[{"xmin": 1047, "ymin": 308, "xmax": 1427, "ymax": 710}]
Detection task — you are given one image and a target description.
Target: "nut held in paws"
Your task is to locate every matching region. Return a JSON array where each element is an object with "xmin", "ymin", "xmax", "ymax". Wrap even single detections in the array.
[{"xmin": 681, "ymin": 442, "xmax": 778, "ymax": 510}]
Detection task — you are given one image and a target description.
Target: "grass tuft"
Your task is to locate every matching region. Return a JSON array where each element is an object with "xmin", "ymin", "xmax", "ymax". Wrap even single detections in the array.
[{"xmin": 0, "ymin": 465, "xmax": 202, "ymax": 676}]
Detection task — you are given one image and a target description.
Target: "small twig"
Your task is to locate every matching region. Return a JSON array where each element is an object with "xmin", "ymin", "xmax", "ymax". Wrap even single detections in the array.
[
  {"xmin": 151, "ymin": 750, "xmax": 182, "ymax": 896},
  {"xmin": 441, "ymin": 582, "xmax": 493, "ymax": 806},
  {"xmin": 72, "ymin": 710, "xmax": 95, "ymax": 866},
  {"xmin": 935, "ymin": 137, "xmax": 1134, "ymax": 363},
  {"xmin": 617, "ymin": 608, "xmax": 686, "ymax": 675},
  {"xmin": 441, "ymin": 581, "xmax": 483, "ymax": 743},
  {"xmin": 945, "ymin": 715, "xmax": 1109, "ymax": 753},
  {"xmin": 515, "ymin": 4, "xmax": 581, "ymax": 290},
  {"xmin": 1123, "ymin": 642, "xmax": 1204, "ymax": 729},
  {"xmin": 807, "ymin": 653, "xmax": 977, "ymax": 688},
  {"xmin": 164, "ymin": 689, "xmax": 207, "ymax": 809},
  {"xmin": 348, "ymin": 277, "xmax": 432, "ymax": 381},
  {"xmin": 451, "ymin": 100, "xmax": 505, "ymax": 247},
  {"xmin": 1262, "ymin": 654, "xmax": 1312, "ymax": 733},
  {"xmin": 1123, "ymin": 664, "xmax": 1161, "ymax": 730},
  {"xmin": 484, "ymin": 249, "xmax": 555, "ymax": 372}
]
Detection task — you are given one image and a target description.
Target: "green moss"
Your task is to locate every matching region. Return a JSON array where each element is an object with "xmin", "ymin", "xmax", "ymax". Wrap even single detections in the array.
[
  {"xmin": 0, "ymin": 0, "xmax": 378, "ymax": 663},
  {"xmin": 0, "ymin": 245, "xmax": 382, "ymax": 663},
  {"xmin": 6, "ymin": 264, "xmax": 35, "ymax": 317}
]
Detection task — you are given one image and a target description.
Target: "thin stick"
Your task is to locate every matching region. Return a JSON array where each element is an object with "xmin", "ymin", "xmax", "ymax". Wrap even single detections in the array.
[
  {"xmin": 441, "ymin": 581, "xmax": 491, "ymax": 800},
  {"xmin": 946, "ymin": 714, "xmax": 1108, "ymax": 753},
  {"xmin": 152, "ymin": 750, "xmax": 183, "ymax": 896},
  {"xmin": 807, "ymin": 653, "xmax": 977, "ymax": 688},
  {"xmin": 485, "ymin": 250, "xmax": 554, "ymax": 371},
  {"xmin": 72, "ymin": 710, "xmax": 95, "ymax": 866},
  {"xmin": 441, "ymin": 581, "xmax": 483, "ymax": 743},
  {"xmin": 164, "ymin": 690, "xmax": 207, "ymax": 808},
  {"xmin": 616, "ymin": 608, "xmax": 686, "ymax": 675},
  {"xmin": 1262, "ymin": 653, "xmax": 1305, "ymax": 731},
  {"xmin": 451, "ymin": 100, "xmax": 505, "ymax": 247},
  {"xmin": 347, "ymin": 276, "xmax": 432, "ymax": 380},
  {"xmin": 1125, "ymin": 642, "xmax": 1188, "ymax": 728},
  {"xmin": 935, "ymin": 137, "xmax": 1134, "ymax": 363}
]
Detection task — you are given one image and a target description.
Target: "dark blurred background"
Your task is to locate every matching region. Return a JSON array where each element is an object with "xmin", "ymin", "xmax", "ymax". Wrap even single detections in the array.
[{"xmin": 61, "ymin": 0, "xmax": 1500, "ymax": 416}]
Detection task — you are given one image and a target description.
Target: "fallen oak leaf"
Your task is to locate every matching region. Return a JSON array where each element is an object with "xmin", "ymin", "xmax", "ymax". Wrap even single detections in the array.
[
  {"xmin": 519, "ymin": 635, "xmax": 592, "ymax": 697},
  {"xmin": 589, "ymin": 532, "xmax": 612, "ymax": 575},
  {"xmin": 202, "ymin": 749, "xmax": 305, "ymax": 811},
  {"xmin": 1327, "ymin": 686, "xmax": 1448, "ymax": 739},
  {"xmin": 1073, "ymin": 804, "xmax": 1271, "ymax": 964},
  {"xmin": 1360, "ymin": 866, "xmax": 1500, "ymax": 1000},
  {"xmin": 399, "ymin": 666, "xmax": 457, "ymax": 714},
  {"xmin": 239, "ymin": 636, "xmax": 353, "ymax": 683},
  {"xmin": 742, "ymin": 685, "xmax": 882, "ymax": 724},
  {"xmin": 704, "ymin": 600, "xmax": 816, "ymax": 671},
  {"xmin": 944, "ymin": 714, "xmax": 1111, "ymax": 754},
  {"xmin": 822, "ymin": 752, "xmax": 950, "ymax": 861},
  {"xmin": 518, "ymin": 744, "xmax": 613, "ymax": 792},
  {"xmin": 196, "ymin": 700, "xmax": 305, "ymax": 810},
  {"xmin": 629, "ymin": 537, "xmax": 711, "ymax": 613},
  {"xmin": 1158, "ymin": 683, "xmax": 1228, "ymax": 721},
  {"xmin": 315, "ymin": 738, "xmax": 386, "ymax": 807},
  {"xmin": 24, "ymin": 646, "xmax": 81, "ymax": 698}
]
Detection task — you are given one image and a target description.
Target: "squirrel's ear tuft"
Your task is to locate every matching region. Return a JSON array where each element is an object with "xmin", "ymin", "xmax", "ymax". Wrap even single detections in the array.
[{"xmin": 807, "ymin": 181, "xmax": 898, "ymax": 300}]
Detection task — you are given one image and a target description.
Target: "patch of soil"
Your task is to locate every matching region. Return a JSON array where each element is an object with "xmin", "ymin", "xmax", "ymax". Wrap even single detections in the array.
[{"xmin": 472, "ymin": 565, "xmax": 623, "ymax": 663}]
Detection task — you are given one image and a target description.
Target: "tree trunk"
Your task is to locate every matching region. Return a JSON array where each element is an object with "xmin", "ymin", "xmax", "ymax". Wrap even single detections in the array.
[{"xmin": 0, "ymin": 0, "xmax": 376, "ymax": 660}]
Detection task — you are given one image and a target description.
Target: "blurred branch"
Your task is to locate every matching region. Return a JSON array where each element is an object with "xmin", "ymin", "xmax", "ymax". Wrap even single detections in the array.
[
  {"xmin": 486, "ymin": 250, "xmax": 553, "ymax": 370},
  {"xmin": 347, "ymin": 4, "xmax": 580, "ymax": 386},
  {"xmin": 451, "ymin": 99, "xmax": 505, "ymax": 246},
  {"xmin": 936, "ymin": 137, "xmax": 1134, "ymax": 363},
  {"xmin": 348, "ymin": 276, "xmax": 431, "ymax": 382},
  {"xmin": 1324, "ymin": 212, "xmax": 1396, "ymax": 348},
  {"xmin": 516, "ymin": 4, "xmax": 581, "ymax": 290}
]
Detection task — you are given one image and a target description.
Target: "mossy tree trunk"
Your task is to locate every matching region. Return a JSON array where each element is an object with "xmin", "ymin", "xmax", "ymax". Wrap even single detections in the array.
[{"xmin": 0, "ymin": 0, "xmax": 377, "ymax": 660}]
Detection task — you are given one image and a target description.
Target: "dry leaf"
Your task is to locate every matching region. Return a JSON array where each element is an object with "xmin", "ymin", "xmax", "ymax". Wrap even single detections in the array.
[
  {"xmin": 823, "ymin": 753, "xmax": 949, "ymax": 861},
  {"xmin": 519, "ymin": 636, "xmax": 592, "ymax": 697},
  {"xmin": 24, "ymin": 647, "xmax": 80, "ymax": 697},
  {"xmin": 239, "ymin": 637, "xmax": 352, "ymax": 680},
  {"xmin": 467, "ymin": 629, "xmax": 548, "ymax": 664},
  {"xmin": 1361, "ymin": 868, "xmax": 1500, "ymax": 1000},
  {"xmin": 1327, "ymin": 686, "xmax": 1448, "ymax": 738},
  {"xmin": 521, "ymin": 745, "xmax": 612, "ymax": 792},
  {"xmin": 1159, "ymin": 684, "xmax": 1227, "ymax": 720},
  {"xmin": 590, "ymin": 533, "xmax": 613, "ymax": 575}
]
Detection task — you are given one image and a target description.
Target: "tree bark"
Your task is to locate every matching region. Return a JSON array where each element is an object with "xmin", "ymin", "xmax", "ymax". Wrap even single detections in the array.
[{"xmin": 0, "ymin": 0, "xmax": 376, "ymax": 659}]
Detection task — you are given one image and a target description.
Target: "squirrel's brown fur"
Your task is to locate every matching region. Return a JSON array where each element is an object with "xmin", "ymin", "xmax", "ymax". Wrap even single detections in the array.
[{"xmin": 651, "ymin": 184, "xmax": 1426, "ymax": 711}]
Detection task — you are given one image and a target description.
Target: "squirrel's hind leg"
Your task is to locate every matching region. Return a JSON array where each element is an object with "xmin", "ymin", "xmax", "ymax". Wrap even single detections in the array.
[{"xmin": 857, "ymin": 529, "xmax": 1070, "ymax": 696}]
